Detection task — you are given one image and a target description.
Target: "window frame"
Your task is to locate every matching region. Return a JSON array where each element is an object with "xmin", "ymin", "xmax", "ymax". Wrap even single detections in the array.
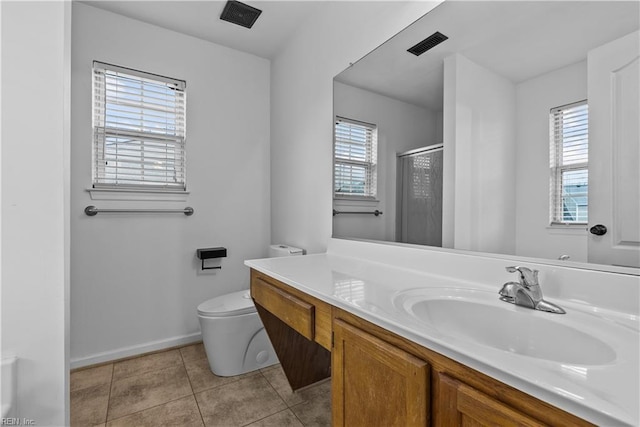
[
  {"xmin": 549, "ymin": 99, "xmax": 589, "ymax": 226},
  {"xmin": 333, "ymin": 116, "xmax": 378, "ymax": 200},
  {"xmin": 91, "ymin": 61, "xmax": 187, "ymax": 194}
]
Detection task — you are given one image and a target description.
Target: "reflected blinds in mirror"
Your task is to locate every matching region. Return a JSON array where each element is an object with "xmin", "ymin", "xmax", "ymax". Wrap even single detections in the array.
[
  {"xmin": 397, "ymin": 147, "xmax": 443, "ymax": 246},
  {"xmin": 334, "ymin": 117, "xmax": 377, "ymax": 198},
  {"xmin": 549, "ymin": 100, "xmax": 588, "ymax": 224}
]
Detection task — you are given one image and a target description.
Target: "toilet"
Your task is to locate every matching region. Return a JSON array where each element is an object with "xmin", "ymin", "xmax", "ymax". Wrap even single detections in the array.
[
  {"xmin": 197, "ymin": 289, "xmax": 277, "ymax": 376},
  {"xmin": 197, "ymin": 244, "xmax": 303, "ymax": 376}
]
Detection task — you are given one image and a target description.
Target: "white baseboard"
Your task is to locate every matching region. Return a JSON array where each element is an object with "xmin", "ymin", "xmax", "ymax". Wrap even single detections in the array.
[{"xmin": 70, "ymin": 332, "xmax": 202, "ymax": 370}]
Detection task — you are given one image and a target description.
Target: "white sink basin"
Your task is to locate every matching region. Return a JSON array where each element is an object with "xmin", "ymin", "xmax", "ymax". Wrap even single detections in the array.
[{"xmin": 394, "ymin": 288, "xmax": 616, "ymax": 365}]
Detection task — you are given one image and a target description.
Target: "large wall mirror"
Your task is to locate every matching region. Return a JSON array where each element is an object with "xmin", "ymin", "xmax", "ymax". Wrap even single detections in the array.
[{"xmin": 332, "ymin": 1, "xmax": 639, "ymax": 270}]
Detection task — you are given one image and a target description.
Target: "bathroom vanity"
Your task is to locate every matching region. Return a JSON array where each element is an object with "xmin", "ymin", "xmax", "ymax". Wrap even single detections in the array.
[{"xmin": 246, "ymin": 239, "xmax": 639, "ymax": 426}]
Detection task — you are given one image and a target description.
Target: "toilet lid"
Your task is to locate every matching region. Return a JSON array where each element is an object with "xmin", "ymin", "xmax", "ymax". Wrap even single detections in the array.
[{"xmin": 197, "ymin": 290, "xmax": 256, "ymax": 318}]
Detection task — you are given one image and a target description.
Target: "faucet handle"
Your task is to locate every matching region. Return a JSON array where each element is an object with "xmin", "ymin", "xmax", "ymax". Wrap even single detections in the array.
[{"xmin": 505, "ymin": 266, "xmax": 539, "ymax": 288}]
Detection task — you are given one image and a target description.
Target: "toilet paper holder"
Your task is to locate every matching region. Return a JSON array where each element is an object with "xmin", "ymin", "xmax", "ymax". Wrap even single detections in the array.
[{"xmin": 197, "ymin": 247, "xmax": 227, "ymax": 270}]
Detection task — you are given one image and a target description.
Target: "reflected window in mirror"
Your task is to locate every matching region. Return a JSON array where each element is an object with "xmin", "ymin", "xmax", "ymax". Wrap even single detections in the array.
[
  {"xmin": 334, "ymin": 117, "xmax": 378, "ymax": 199},
  {"xmin": 549, "ymin": 100, "xmax": 589, "ymax": 225}
]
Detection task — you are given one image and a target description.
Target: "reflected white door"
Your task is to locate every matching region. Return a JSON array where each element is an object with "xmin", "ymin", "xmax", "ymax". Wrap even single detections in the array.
[{"xmin": 587, "ymin": 31, "xmax": 640, "ymax": 268}]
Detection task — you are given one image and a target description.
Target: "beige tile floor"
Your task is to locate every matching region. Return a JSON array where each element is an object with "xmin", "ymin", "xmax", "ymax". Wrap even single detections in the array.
[{"xmin": 70, "ymin": 343, "xmax": 331, "ymax": 427}]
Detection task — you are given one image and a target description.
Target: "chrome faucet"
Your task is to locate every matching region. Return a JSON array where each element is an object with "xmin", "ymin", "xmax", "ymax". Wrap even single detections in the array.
[{"xmin": 499, "ymin": 266, "xmax": 566, "ymax": 314}]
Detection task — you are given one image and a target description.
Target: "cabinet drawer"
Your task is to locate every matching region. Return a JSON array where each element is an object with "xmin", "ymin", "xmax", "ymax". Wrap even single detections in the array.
[
  {"xmin": 252, "ymin": 276, "xmax": 315, "ymax": 340},
  {"xmin": 251, "ymin": 270, "xmax": 332, "ymax": 349}
]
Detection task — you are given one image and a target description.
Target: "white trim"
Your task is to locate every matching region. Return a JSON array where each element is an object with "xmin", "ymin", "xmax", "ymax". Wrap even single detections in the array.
[
  {"xmin": 545, "ymin": 224, "xmax": 587, "ymax": 235},
  {"xmin": 70, "ymin": 332, "xmax": 202, "ymax": 369},
  {"xmin": 397, "ymin": 143, "xmax": 443, "ymax": 158},
  {"xmin": 331, "ymin": 237, "xmax": 640, "ymax": 276},
  {"xmin": 334, "ymin": 197, "xmax": 380, "ymax": 207},
  {"xmin": 87, "ymin": 188, "xmax": 190, "ymax": 201},
  {"xmin": 336, "ymin": 115, "xmax": 375, "ymax": 128},
  {"xmin": 93, "ymin": 60, "xmax": 186, "ymax": 90}
]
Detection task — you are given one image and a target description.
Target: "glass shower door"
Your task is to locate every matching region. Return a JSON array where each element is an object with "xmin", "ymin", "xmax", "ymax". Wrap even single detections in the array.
[{"xmin": 397, "ymin": 146, "xmax": 443, "ymax": 246}]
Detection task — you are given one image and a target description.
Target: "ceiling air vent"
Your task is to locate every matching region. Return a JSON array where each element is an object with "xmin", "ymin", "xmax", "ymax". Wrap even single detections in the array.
[
  {"xmin": 220, "ymin": 0, "xmax": 262, "ymax": 29},
  {"xmin": 407, "ymin": 31, "xmax": 448, "ymax": 56}
]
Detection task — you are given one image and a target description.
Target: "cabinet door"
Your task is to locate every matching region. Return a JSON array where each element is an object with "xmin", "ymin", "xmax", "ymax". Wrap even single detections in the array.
[
  {"xmin": 434, "ymin": 371, "xmax": 546, "ymax": 427},
  {"xmin": 332, "ymin": 319, "xmax": 429, "ymax": 427}
]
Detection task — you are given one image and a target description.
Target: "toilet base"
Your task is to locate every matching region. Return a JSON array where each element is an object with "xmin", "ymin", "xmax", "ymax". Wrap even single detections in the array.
[
  {"xmin": 208, "ymin": 326, "xmax": 277, "ymax": 376},
  {"xmin": 199, "ymin": 312, "xmax": 279, "ymax": 377}
]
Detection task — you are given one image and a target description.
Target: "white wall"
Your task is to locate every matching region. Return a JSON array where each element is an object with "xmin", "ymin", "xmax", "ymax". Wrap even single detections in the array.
[
  {"xmin": 333, "ymin": 81, "xmax": 438, "ymax": 242},
  {"xmin": 1, "ymin": 1, "xmax": 70, "ymax": 424},
  {"xmin": 442, "ymin": 54, "xmax": 517, "ymax": 255},
  {"xmin": 270, "ymin": 1, "xmax": 443, "ymax": 254},
  {"xmin": 515, "ymin": 61, "xmax": 588, "ymax": 261},
  {"xmin": 70, "ymin": 4, "xmax": 270, "ymax": 366}
]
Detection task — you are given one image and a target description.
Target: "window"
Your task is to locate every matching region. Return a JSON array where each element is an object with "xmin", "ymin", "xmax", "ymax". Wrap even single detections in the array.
[
  {"xmin": 92, "ymin": 62, "xmax": 186, "ymax": 191},
  {"xmin": 334, "ymin": 117, "xmax": 378, "ymax": 199},
  {"xmin": 549, "ymin": 100, "xmax": 588, "ymax": 224}
]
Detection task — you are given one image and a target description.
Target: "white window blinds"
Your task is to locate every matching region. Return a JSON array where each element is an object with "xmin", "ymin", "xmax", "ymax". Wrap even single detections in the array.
[
  {"xmin": 334, "ymin": 117, "xmax": 377, "ymax": 198},
  {"xmin": 549, "ymin": 100, "xmax": 588, "ymax": 224},
  {"xmin": 92, "ymin": 62, "xmax": 187, "ymax": 190}
]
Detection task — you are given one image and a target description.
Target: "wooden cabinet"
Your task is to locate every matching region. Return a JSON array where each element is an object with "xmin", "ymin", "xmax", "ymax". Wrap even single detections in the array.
[
  {"xmin": 251, "ymin": 270, "xmax": 332, "ymax": 350},
  {"xmin": 250, "ymin": 270, "xmax": 332, "ymax": 390},
  {"xmin": 433, "ymin": 371, "xmax": 545, "ymax": 427},
  {"xmin": 252, "ymin": 275, "xmax": 315, "ymax": 340},
  {"xmin": 332, "ymin": 318, "xmax": 429, "ymax": 427},
  {"xmin": 250, "ymin": 270, "xmax": 593, "ymax": 427},
  {"xmin": 332, "ymin": 308, "xmax": 593, "ymax": 427}
]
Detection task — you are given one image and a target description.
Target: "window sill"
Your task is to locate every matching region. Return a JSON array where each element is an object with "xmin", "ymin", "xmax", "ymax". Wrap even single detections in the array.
[
  {"xmin": 334, "ymin": 196, "xmax": 379, "ymax": 204},
  {"xmin": 333, "ymin": 200, "xmax": 380, "ymax": 210},
  {"xmin": 546, "ymin": 223, "xmax": 587, "ymax": 235},
  {"xmin": 87, "ymin": 188, "xmax": 190, "ymax": 202}
]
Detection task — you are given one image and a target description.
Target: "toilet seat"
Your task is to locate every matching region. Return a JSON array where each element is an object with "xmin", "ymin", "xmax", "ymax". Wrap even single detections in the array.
[{"xmin": 197, "ymin": 290, "xmax": 255, "ymax": 318}]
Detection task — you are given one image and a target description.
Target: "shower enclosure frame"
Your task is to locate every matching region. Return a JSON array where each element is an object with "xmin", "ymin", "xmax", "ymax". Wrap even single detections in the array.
[{"xmin": 395, "ymin": 143, "xmax": 444, "ymax": 246}]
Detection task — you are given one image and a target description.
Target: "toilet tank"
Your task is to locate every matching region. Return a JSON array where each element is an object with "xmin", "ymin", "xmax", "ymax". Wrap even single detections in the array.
[{"xmin": 269, "ymin": 244, "xmax": 303, "ymax": 257}]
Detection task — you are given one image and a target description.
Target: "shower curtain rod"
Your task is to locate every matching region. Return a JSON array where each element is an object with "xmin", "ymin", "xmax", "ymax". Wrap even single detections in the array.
[{"xmin": 397, "ymin": 143, "xmax": 443, "ymax": 158}]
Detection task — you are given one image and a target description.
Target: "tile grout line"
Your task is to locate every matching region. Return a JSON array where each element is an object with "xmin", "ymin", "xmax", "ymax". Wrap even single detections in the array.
[
  {"xmin": 74, "ymin": 344, "xmax": 323, "ymax": 427},
  {"xmin": 240, "ymin": 407, "xmax": 295, "ymax": 427},
  {"xmin": 104, "ymin": 349, "xmax": 199, "ymax": 425},
  {"xmin": 70, "ymin": 341, "xmax": 204, "ymax": 374},
  {"xmin": 189, "ymin": 363, "xmax": 285, "ymax": 426},
  {"xmin": 179, "ymin": 347, "xmax": 207, "ymax": 426},
  {"xmin": 104, "ymin": 364, "xmax": 115, "ymax": 425},
  {"xmin": 108, "ymin": 349, "xmax": 184, "ymax": 383},
  {"xmin": 108, "ymin": 361, "xmax": 187, "ymax": 392},
  {"xmin": 261, "ymin": 370, "xmax": 291, "ymax": 408},
  {"xmin": 289, "ymin": 401, "xmax": 309, "ymax": 427},
  {"xmin": 71, "ymin": 344, "xmax": 198, "ymax": 426},
  {"xmin": 238, "ymin": 370, "xmax": 290, "ymax": 427},
  {"xmin": 105, "ymin": 395, "xmax": 200, "ymax": 425},
  {"xmin": 260, "ymin": 370, "xmax": 308, "ymax": 426},
  {"xmin": 189, "ymin": 361, "xmax": 260, "ymax": 396},
  {"xmin": 287, "ymin": 378, "xmax": 332, "ymax": 427},
  {"xmin": 69, "ymin": 365, "xmax": 115, "ymax": 394},
  {"xmin": 104, "ymin": 346, "xmax": 198, "ymax": 425}
]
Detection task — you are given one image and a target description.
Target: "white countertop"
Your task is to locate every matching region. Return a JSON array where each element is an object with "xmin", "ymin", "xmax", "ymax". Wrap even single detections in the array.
[{"xmin": 245, "ymin": 239, "xmax": 640, "ymax": 426}]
